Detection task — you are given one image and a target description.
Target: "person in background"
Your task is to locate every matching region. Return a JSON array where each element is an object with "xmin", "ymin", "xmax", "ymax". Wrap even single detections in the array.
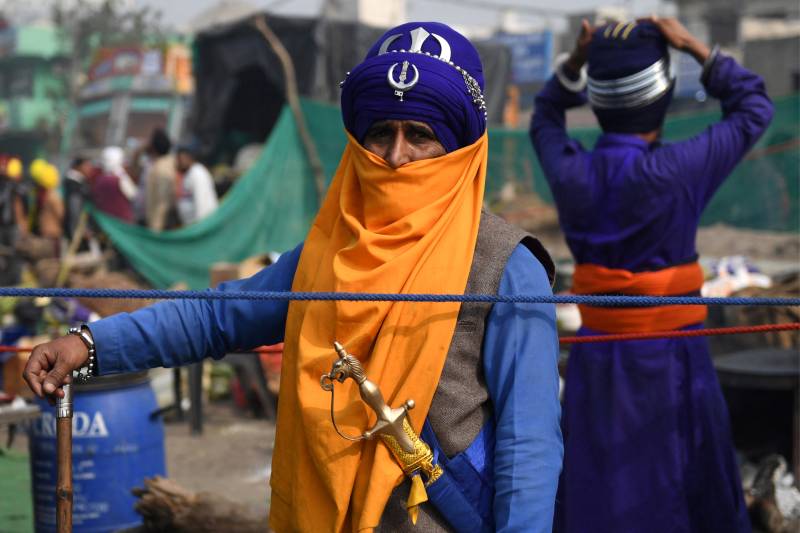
[
  {"xmin": 63, "ymin": 156, "xmax": 94, "ymax": 240},
  {"xmin": 128, "ymin": 138, "xmax": 150, "ymax": 224},
  {"xmin": 529, "ymin": 16, "xmax": 773, "ymax": 533},
  {"xmin": 143, "ymin": 129, "xmax": 178, "ymax": 231},
  {"xmin": 28, "ymin": 159, "xmax": 64, "ymax": 242},
  {"xmin": 0, "ymin": 155, "xmax": 25, "ymax": 285},
  {"xmin": 92, "ymin": 147, "xmax": 137, "ymax": 223},
  {"xmin": 175, "ymin": 143, "xmax": 219, "ymax": 225}
]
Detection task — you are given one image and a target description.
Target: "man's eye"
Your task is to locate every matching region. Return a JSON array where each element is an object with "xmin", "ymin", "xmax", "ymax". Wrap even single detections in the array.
[
  {"xmin": 409, "ymin": 129, "xmax": 434, "ymax": 141},
  {"xmin": 366, "ymin": 128, "xmax": 391, "ymax": 140}
]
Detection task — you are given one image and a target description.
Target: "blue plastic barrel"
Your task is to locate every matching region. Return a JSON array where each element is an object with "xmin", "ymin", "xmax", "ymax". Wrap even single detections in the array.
[{"xmin": 28, "ymin": 372, "xmax": 166, "ymax": 533}]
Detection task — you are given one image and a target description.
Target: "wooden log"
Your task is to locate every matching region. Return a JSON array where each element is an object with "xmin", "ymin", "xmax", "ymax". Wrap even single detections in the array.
[{"xmin": 131, "ymin": 476, "xmax": 268, "ymax": 533}]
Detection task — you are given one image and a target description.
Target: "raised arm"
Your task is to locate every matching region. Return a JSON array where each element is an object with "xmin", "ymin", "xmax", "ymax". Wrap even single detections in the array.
[
  {"xmin": 646, "ymin": 17, "xmax": 774, "ymax": 211},
  {"xmin": 23, "ymin": 244, "xmax": 303, "ymax": 399},
  {"xmin": 483, "ymin": 245, "xmax": 563, "ymax": 532},
  {"xmin": 529, "ymin": 20, "xmax": 591, "ymax": 182}
]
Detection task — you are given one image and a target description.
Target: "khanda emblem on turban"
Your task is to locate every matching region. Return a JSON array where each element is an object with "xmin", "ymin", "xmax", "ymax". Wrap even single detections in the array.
[
  {"xmin": 387, "ymin": 61, "xmax": 419, "ymax": 101},
  {"xmin": 381, "ymin": 26, "xmax": 452, "ymax": 102}
]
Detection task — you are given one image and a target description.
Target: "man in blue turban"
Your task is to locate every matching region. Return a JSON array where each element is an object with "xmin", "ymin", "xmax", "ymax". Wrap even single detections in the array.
[
  {"xmin": 25, "ymin": 22, "xmax": 562, "ymax": 532},
  {"xmin": 530, "ymin": 16, "xmax": 773, "ymax": 533}
]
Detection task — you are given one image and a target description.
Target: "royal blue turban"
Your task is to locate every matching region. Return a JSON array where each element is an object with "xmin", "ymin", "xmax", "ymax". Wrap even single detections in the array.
[
  {"xmin": 340, "ymin": 22, "xmax": 487, "ymax": 153},
  {"xmin": 587, "ymin": 20, "xmax": 674, "ymax": 134}
]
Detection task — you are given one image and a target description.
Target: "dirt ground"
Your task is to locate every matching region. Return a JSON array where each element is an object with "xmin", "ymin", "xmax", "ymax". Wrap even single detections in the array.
[
  {"xmin": 495, "ymin": 193, "xmax": 800, "ymax": 269},
  {"xmin": 695, "ymin": 223, "xmax": 800, "ymax": 263},
  {"xmin": 157, "ymin": 401, "xmax": 275, "ymax": 515},
  {"xmin": 10, "ymin": 399, "xmax": 276, "ymax": 521}
]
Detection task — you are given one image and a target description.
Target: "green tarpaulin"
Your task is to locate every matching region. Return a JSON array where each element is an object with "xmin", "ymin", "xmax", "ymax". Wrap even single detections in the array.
[
  {"xmin": 94, "ymin": 96, "xmax": 799, "ymax": 289},
  {"xmin": 93, "ymin": 104, "xmax": 320, "ymax": 289}
]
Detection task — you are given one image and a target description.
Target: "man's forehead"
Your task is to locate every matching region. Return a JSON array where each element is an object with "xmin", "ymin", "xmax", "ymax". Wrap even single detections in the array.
[
  {"xmin": 372, "ymin": 118, "xmax": 431, "ymax": 128},
  {"xmin": 370, "ymin": 119, "xmax": 434, "ymax": 130}
]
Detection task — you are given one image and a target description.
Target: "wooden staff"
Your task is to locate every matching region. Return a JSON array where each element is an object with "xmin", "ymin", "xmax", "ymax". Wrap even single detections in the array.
[
  {"xmin": 55, "ymin": 210, "xmax": 89, "ymax": 288},
  {"xmin": 56, "ymin": 383, "xmax": 73, "ymax": 533},
  {"xmin": 252, "ymin": 15, "xmax": 327, "ymax": 206}
]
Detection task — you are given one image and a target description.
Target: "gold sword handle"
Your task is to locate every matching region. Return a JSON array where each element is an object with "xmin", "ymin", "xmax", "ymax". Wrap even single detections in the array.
[
  {"xmin": 379, "ymin": 419, "xmax": 443, "ymax": 486},
  {"xmin": 320, "ymin": 342, "xmax": 444, "ymax": 525},
  {"xmin": 321, "ymin": 341, "xmax": 443, "ymax": 485}
]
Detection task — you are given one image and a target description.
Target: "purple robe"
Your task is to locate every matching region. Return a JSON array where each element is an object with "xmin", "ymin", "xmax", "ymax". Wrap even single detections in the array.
[{"xmin": 530, "ymin": 54, "xmax": 773, "ymax": 532}]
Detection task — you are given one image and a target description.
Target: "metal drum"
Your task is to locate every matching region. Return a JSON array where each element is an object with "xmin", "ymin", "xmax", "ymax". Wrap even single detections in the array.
[{"xmin": 28, "ymin": 372, "xmax": 166, "ymax": 532}]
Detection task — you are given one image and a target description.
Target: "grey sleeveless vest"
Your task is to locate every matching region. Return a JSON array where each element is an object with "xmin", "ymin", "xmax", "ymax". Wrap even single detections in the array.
[{"xmin": 377, "ymin": 211, "xmax": 554, "ymax": 532}]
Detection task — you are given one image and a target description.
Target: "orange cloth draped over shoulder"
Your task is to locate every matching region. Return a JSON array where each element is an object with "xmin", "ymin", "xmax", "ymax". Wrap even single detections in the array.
[
  {"xmin": 268, "ymin": 132, "xmax": 488, "ymax": 532},
  {"xmin": 572, "ymin": 262, "xmax": 707, "ymax": 333}
]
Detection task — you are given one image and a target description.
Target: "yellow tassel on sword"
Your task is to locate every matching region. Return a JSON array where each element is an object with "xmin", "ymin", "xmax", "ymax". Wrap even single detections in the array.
[{"xmin": 407, "ymin": 474, "xmax": 428, "ymax": 524}]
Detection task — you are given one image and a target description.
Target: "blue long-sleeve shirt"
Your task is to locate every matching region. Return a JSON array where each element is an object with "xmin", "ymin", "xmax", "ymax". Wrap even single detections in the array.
[
  {"xmin": 88, "ymin": 243, "xmax": 562, "ymax": 532},
  {"xmin": 529, "ymin": 54, "xmax": 773, "ymax": 271}
]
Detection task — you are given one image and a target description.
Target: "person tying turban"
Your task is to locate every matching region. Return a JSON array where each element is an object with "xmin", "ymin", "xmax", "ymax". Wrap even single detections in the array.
[
  {"xmin": 23, "ymin": 22, "xmax": 563, "ymax": 532},
  {"xmin": 529, "ymin": 17, "xmax": 773, "ymax": 533}
]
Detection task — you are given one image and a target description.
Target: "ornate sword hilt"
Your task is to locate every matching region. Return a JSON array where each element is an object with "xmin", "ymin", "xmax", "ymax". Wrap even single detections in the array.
[{"xmin": 320, "ymin": 342, "xmax": 442, "ymax": 484}]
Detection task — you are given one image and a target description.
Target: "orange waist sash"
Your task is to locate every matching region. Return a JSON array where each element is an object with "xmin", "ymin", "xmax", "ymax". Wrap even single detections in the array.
[{"xmin": 572, "ymin": 262, "xmax": 707, "ymax": 334}]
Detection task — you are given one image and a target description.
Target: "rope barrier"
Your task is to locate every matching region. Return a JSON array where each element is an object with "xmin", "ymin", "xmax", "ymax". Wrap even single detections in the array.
[
  {"xmin": 1, "ymin": 288, "xmax": 796, "ymax": 351},
  {"xmin": 2, "ymin": 323, "xmax": 797, "ymax": 353},
  {"xmin": 0, "ymin": 287, "xmax": 799, "ymax": 307}
]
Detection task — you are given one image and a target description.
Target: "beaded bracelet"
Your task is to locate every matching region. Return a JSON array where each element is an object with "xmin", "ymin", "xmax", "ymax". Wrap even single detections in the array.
[{"xmin": 68, "ymin": 325, "xmax": 97, "ymax": 382}]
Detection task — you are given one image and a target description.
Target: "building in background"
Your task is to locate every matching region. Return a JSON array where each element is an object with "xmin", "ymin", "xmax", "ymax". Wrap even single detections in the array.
[
  {"xmin": 741, "ymin": 17, "xmax": 800, "ymax": 97},
  {"xmin": 321, "ymin": 0, "xmax": 406, "ymax": 28},
  {"xmin": 0, "ymin": 18, "xmax": 69, "ymax": 162},
  {"xmin": 188, "ymin": 0, "xmax": 260, "ymax": 33},
  {"xmin": 70, "ymin": 43, "xmax": 193, "ymax": 156},
  {"xmin": 492, "ymin": 30, "xmax": 554, "ymax": 127},
  {"xmin": 675, "ymin": 0, "xmax": 800, "ymax": 97}
]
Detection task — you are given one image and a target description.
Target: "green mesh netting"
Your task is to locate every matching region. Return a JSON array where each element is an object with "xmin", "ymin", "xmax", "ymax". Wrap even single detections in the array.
[
  {"xmin": 486, "ymin": 93, "xmax": 800, "ymax": 231},
  {"xmin": 93, "ymin": 95, "xmax": 798, "ymax": 289}
]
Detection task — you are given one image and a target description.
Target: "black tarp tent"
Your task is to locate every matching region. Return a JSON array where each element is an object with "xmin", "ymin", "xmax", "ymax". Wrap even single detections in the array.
[{"xmin": 191, "ymin": 13, "xmax": 513, "ymax": 162}]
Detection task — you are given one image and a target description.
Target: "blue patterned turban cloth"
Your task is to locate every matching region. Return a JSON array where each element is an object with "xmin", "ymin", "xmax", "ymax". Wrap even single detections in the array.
[
  {"xmin": 587, "ymin": 20, "xmax": 675, "ymax": 133},
  {"xmin": 340, "ymin": 22, "xmax": 487, "ymax": 153}
]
